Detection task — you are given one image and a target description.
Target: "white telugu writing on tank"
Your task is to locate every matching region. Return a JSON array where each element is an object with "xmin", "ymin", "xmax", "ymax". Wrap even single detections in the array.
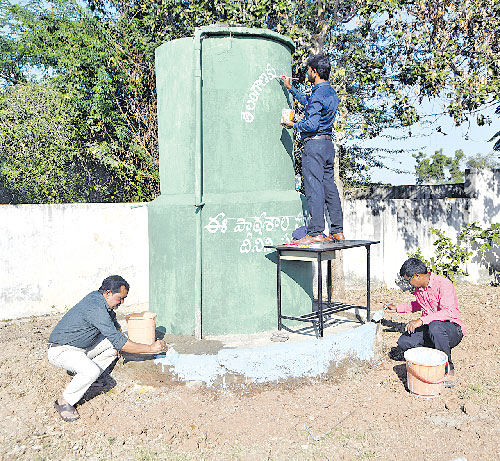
[
  {"xmin": 204, "ymin": 211, "xmax": 303, "ymax": 253},
  {"xmin": 241, "ymin": 63, "xmax": 278, "ymax": 123}
]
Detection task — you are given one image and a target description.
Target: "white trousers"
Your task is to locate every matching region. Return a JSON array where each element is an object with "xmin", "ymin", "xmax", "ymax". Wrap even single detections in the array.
[{"xmin": 47, "ymin": 335, "xmax": 117, "ymax": 406}]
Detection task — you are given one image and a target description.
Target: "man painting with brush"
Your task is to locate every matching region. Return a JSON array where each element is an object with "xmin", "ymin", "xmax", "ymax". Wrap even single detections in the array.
[
  {"xmin": 280, "ymin": 53, "xmax": 344, "ymax": 244},
  {"xmin": 48, "ymin": 275, "xmax": 167, "ymax": 422},
  {"xmin": 385, "ymin": 258, "xmax": 465, "ymax": 387}
]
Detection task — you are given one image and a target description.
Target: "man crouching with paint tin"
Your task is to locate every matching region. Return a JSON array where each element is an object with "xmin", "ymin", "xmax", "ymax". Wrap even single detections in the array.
[
  {"xmin": 385, "ymin": 258, "xmax": 465, "ymax": 388},
  {"xmin": 48, "ymin": 275, "xmax": 167, "ymax": 422}
]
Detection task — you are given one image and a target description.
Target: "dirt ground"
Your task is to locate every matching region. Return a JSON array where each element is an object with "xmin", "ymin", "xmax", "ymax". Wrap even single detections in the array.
[{"xmin": 1, "ymin": 285, "xmax": 499, "ymax": 460}]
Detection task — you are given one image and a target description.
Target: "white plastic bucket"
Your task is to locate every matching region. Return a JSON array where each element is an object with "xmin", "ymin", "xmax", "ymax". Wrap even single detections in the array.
[{"xmin": 404, "ymin": 347, "xmax": 449, "ymax": 397}]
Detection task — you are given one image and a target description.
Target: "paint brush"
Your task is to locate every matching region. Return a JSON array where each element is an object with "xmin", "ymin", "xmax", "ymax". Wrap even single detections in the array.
[
  {"xmin": 371, "ymin": 300, "xmax": 395, "ymax": 322},
  {"xmin": 371, "ymin": 301, "xmax": 390, "ymax": 322},
  {"xmin": 371, "ymin": 308, "xmax": 385, "ymax": 323},
  {"xmin": 276, "ymin": 76, "xmax": 299, "ymax": 80}
]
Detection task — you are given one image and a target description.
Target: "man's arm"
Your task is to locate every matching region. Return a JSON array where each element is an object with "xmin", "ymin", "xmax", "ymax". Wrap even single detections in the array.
[
  {"xmin": 293, "ymin": 97, "xmax": 322, "ymax": 133},
  {"xmin": 393, "ymin": 300, "xmax": 422, "ymax": 313},
  {"xmin": 121, "ymin": 339, "xmax": 166, "ymax": 354},
  {"xmin": 87, "ymin": 304, "xmax": 129, "ymax": 351},
  {"xmin": 91, "ymin": 308, "xmax": 166, "ymax": 354},
  {"xmin": 280, "ymin": 75, "xmax": 309, "ymax": 106}
]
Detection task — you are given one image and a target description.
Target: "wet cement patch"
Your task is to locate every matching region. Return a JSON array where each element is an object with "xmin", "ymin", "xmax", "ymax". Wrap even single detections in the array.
[{"xmin": 153, "ymin": 322, "xmax": 379, "ymax": 386}]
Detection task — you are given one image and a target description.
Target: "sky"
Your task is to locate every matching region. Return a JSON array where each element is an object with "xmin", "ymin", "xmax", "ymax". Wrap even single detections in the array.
[{"xmin": 359, "ymin": 101, "xmax": 499, "ymax": 186}]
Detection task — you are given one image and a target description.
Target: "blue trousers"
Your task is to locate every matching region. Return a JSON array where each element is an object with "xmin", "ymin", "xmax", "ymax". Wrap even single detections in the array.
[
  {"xmin": 397, "ymin": 320, "xmax": 463, "ymax": 369},
  {"xmin": 302, "ymin": 138, "xmax": 343, "ymax": 236}
]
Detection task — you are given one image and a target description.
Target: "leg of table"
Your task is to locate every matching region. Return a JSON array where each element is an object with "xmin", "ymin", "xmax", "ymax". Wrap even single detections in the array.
[
  {"xmin": 366, "ymin": 245, "xmax": 371, "ymax": 323},
  {"xmin": 327, "ymin": 258, "xmax": 332, "ymax": 306},
  {"xmin": 277, "ymin": 250, "xmax": 282, "ymax": 331},
  {"xmin": 317, "ymin": 252, "xmax": 324, "ymax": 337}
]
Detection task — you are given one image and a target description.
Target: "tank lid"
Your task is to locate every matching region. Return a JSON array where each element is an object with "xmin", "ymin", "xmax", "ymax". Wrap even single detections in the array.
[{"xmin": 195, "ymin": 26, "xmax": 295, "ymax": 51}]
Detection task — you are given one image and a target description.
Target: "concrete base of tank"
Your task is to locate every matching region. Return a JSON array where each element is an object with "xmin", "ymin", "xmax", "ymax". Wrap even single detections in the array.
[{"xmin": 120, "ymin": 309, "xmax": 384, "ymax": 387}]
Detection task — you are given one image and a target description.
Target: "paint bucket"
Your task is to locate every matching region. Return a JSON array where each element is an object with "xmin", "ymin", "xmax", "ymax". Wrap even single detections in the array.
[
  {"xmin": 404, "ymin": 347, "xmax": 449, "ymax": 397},
  {"xmin": 281, "ymin": 108, "xmax": 294, "ymax": 124},
  {"xmin": 125, "ymin": 312, "xmax": 157, "ymax": 345}
]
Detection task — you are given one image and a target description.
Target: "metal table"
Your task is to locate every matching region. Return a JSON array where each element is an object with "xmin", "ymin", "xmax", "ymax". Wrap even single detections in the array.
[{"xmin": 265, "ymin": 240, "xmax": 380, "ymax": 337}]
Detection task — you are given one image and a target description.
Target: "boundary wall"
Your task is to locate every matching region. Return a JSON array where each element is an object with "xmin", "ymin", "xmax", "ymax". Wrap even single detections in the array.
[
  {"xmin": 1, "ymin": 169, "xmax": 498, "ymax": 320},
  {"xmin": 0, "ymin": 203, "xmax": 149, "ymax": 319},
  {"xmin": 342, "ymin": 168, "xmax": 500, "ymax": 287}
]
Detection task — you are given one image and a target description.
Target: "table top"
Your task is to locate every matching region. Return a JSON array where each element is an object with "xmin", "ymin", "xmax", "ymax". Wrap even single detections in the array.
[{"xmin": 265, "ymin": 239, "xmax": 380, "ymax": 252}]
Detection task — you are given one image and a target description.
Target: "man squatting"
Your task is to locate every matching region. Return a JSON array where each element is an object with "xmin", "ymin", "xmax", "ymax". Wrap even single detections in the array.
[
  {"xmin": 280, "ymin": 53, "xmax": 345, "ymax": 245},
  {"xmin": 48, "ymin": 275, "xmax": 167, "ymax": 422},
  {"xmin": 386, "ymin": 258, "xmax": 465, "ymax": 387}
]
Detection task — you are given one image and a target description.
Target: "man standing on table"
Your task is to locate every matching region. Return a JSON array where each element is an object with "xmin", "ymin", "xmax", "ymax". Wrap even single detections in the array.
[
  {"xmin": 280, "ymin": 53, "xmax": 344, "ymax": 244},
  {"xmin": 48, "ymin": 275, "xmax": 167, "ymax": 422}
]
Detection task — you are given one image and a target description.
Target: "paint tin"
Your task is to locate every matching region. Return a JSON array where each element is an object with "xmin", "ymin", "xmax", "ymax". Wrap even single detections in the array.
[
  {"xmin": 125, "ymin": 312, "xmax": 157, "ymax": 345},
  {"xmin": 281, "ymin": 108, "xmax": 294, "ymax": 124},
  {"xmin": 295, "ymin": 174, "xmax": 301, "ymax": 191}
]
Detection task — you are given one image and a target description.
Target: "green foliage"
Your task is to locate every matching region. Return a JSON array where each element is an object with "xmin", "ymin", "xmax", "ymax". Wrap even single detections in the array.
[
  {"xmin": 0, "ymin": 82, "xmax": 158, "ymax": 203},
  {"xmin": 465, "ymin": 153, "xmax": 500, "ymax": 170},
  {"xmin": 1, "ymin": 0, "xmax": 500, "ymax": 202},
  {"xmin": 408, "ymin": 227, "xmax": 472, "ymax": 283},
  {"xmin": 0, "ymin": 82, "xmax": 82, "ymax": 203},
  {"xmin": 460, "ymin": 222, "xmax": 500, "ymax": 251},
  {"xmin": 413, "ymin": 148, "xmax": 465, "ymax": 185},
  {"xmin": 408, "ymin": 222, "xmax": 500, "ymax": 283}
]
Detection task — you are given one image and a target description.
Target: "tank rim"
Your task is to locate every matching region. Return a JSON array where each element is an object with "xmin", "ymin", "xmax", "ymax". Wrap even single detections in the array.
[{"xmin": 196, "ymin": 25, "xmax": 295, "ymax": 52}]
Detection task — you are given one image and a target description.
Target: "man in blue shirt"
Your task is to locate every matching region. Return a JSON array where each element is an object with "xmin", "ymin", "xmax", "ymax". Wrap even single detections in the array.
[
  {"xmin": 48, "ymin": 275, "xmax": 166, "ymax": 422},
  {"xmin": 281, "ymin": 54, "xmax": 344, "ymax": 244}
]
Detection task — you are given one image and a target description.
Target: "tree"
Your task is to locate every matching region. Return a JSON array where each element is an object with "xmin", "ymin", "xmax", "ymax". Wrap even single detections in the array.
[
  {"xmin": 465, "ymin": 152, "xmax": 500, "ymax": 170},
  {"xmin": 1, "ymin": 0, "xmax": 160, "ymax": 202},
  {"xmin": 2, "ymin": 0, "xmax": 499, "ymax": 203},
  {"xmin": 413, "ymin": 148, "xmax": 465, "ymax": 185},
  {"xmin": 0, "ymin": 81, "xmax": 158, "ymax": 202},
  {"xmin": 358, "ymin": 0, "xmax": 500, "ymax": 125}
]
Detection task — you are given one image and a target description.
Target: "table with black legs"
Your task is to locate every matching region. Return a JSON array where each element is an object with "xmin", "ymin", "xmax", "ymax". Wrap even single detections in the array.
[{"xmin": 265, "ymin": 240, "xmax": 380, "ymax": 337}]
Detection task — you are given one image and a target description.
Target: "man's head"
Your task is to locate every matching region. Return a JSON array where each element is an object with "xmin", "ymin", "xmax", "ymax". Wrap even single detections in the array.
[
  {"xmin": 98, "ymin": 275, "xmax": 129, "ymax": 309},
  {"xmin": 306, "ymin": 54, "xmax": 331, "ymax": 83},
  {"xmin": 399, "ymin": 258, "xmax": 430, "ymax": 288}
]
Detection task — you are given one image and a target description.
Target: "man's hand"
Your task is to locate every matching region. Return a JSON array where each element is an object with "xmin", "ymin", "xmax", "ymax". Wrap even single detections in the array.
[
  {"xmin": 121, "ymin": 338, "xmax": 168, "ymax": 354},
  {"xmin": 150, "ymin": 340, "xmax": 167, "ymax": 354},
  {"xmin": 281, "ymin": 120, "xmax": 294, "ymax": 129},
  {"xmin": 405, "ymin": 318, "xmax": 423, "ymax": 333},
  {"xmin": 384, "ymin": 302, "xmax": 396, "ymax": 312},
  {"xmin": 280, "ymin": 74, "xmax": 292, "ymax": 90}
]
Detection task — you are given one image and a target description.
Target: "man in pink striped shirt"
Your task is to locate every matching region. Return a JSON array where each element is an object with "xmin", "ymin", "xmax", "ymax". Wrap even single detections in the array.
[{"xmin": 386, "ymin": 258, "xmax": 465, "ymax": 386}]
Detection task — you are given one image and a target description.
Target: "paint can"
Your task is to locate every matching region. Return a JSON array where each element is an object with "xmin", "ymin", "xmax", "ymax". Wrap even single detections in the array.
[
  {"xmin": 295, "ymin": 174, "xmax": 301, "ymax": 191},
  {"xmin": 281, "ymin": 108, "xmax": 294, "ymax": 124},
  {"xmin": 404, "ymin": 347, "xmax": 449, "ymax": 397},
  {"xmin": 125, "ymin": 312, "xmax": 157, "ymax": 345}
]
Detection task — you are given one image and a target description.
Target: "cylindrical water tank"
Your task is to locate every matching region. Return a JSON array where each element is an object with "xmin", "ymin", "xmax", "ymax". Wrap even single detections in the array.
[{"xmin": 150, "ymin": 26, "xmax": 312, "ymax": 335}]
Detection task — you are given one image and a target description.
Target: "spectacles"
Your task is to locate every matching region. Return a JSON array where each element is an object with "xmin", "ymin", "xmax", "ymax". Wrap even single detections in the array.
[{"xmin": 404, "ymin": 274, "xmax": 419, "ymax": 283}]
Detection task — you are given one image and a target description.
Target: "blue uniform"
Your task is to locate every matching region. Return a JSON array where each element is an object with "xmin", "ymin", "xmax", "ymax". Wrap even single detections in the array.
[{"xmin": 288, "ymin": 82, "xmax": 343, "ymax": 235}]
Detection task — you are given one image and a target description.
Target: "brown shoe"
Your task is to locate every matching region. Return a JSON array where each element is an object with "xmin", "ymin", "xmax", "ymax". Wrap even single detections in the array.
[
  {"xmin": 328, "ymin": 232, "xmax": 345, "ymax": 241},
  {"xmin": 293, "ymin": 234, "xmax": 325, "ymax": 244}
]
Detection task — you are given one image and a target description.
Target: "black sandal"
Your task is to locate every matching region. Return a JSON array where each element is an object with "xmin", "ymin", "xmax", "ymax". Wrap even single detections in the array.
[{"xmin": 54, "ymin": 400, "xmax": 80, "ymax": 422}]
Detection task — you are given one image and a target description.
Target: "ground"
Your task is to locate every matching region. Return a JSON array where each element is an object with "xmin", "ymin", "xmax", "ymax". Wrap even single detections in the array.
[{"xmin": 0, "ymin": 285, "xmax": 499, "ymax": 460}]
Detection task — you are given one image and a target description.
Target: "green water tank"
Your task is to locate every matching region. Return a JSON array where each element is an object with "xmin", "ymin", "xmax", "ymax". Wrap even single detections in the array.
[{"xmin": 150, "ymin": 26, "xmax": 312, "ymax": 336}]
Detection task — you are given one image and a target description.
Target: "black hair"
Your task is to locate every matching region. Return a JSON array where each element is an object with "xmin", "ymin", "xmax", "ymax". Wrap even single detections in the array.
[
  {"xmin": 399, "ymin": 258, "xmax": 428, "ymax": 278},
  {"xmin": 98, "ymin": 275, "xmax": 130, "ymax": 294},
  {"xmin": 306, "ymin": 54, "xmax": 331, "ymax": 80}
]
